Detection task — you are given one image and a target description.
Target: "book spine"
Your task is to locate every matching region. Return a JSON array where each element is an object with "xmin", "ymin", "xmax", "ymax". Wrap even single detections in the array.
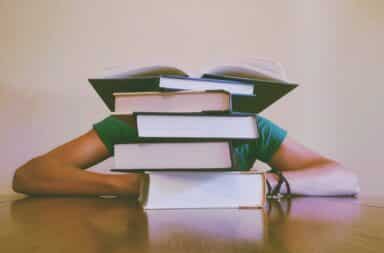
[
  {"xmin": 134, "ymin": 137, "xmax": 258, "ymax": 141},
  {"xmin": 133, "ymin": 111, "xmax": 257, "ymax": 117},
  {"xmin": 111, "ymin": 168, "xmax": 242, "ymax": 172},
  {"xmin": 229, "ymin": 141, "xmax": 237, "ymax": 170},
  {"xmin": 138, "ymin": 173, "xmax": 150, "ymax": 206}
]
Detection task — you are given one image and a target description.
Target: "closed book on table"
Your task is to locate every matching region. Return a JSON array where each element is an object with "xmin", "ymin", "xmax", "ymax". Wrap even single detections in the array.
[
  {"xmin": 112, "ymin": 140, "xmax": 240, "ymax": 172},
  {"xmin": 112, "ymin": 112, "xmax": 259, "ymax": 140},
  {"xmin": 139, "ymin": 171, "xmax": 266, "ymax": 209},
  {"xmin": 113, "ymin": 90, "xmax": 232, "ymax": 114}
]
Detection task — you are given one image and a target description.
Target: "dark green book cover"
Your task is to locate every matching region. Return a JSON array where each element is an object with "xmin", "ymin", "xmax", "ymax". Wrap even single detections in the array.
[{"xmin": 89, "ymin": 75, "xmax": 297, "ymax": 113}]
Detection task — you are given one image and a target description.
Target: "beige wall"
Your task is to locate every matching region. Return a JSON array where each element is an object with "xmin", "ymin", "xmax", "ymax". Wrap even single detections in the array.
[{"xmin": 1, "ymin": 0, "xmax": 383, "ymax": 195}]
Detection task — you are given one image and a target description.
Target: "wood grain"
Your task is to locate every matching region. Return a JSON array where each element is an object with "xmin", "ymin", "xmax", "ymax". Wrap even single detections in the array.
[{"xmin": 0, "ymin": 196, "xmax": 382, "ymax": 253}]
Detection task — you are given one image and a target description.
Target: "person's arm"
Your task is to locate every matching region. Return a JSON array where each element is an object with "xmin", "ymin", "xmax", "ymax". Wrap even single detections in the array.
[
  {"xmin": 267, "ymin": 136, "xmax": 360, "ymax": 196},
  {"xmin": 12, "ymin": 130, "xmax": 141, "ymax": 197}
]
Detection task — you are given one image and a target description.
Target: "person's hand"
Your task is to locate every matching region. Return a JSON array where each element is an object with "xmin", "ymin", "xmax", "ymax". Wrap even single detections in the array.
[
  {"xmin": 266, "ymin": 173, "xmax": 278, "ymax": 187},
  {"xmin": 109, "ymin": 173, "xmax": 144, "ymax": 198}
]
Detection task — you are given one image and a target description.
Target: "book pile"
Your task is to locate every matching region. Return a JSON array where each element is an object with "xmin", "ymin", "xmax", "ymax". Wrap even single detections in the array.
[{"xmin": 89, "ymin": 63, "xmax": 297, "ymax": 209}]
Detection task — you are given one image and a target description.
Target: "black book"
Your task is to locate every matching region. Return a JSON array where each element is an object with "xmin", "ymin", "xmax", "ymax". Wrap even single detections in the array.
[
  {"xmin": 202, "ymin": 74, "xmax": 297, "ymax": 113},
  {"xmin": 89, "ymin": 64, "xmax": 298, "ymax": 113},
  {"xmin": 89, "ymin": 76, "xmax": 261, "ymax": 112}
]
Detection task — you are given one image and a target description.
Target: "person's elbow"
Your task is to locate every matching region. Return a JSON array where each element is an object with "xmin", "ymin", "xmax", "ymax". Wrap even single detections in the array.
[{"xmin": 12, "ymin": 156, "xmax": 44, "ymax": 195}]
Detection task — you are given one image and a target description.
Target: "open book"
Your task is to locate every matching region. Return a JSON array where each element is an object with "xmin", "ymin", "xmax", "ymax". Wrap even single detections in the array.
[
  {"xmin": 101, "ymin": 59, "xmax": 289, "ymax": 82},
  {"xmin": 89, "ymin": 63, "xmax": 298, "ymax": 113}
]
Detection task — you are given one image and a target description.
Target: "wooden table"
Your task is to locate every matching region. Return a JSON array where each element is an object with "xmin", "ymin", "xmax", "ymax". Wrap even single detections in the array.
[{"xmin": 0, "ymin": 196, "xmax": 383, "ymax": 253}]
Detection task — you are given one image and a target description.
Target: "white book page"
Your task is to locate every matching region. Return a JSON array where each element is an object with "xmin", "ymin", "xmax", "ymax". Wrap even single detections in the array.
[
  {"xmin": 115, "ymin": 142, "xmax": 232, "ymax": 169},
  {"xmin": 143, "ymin": 172, "xmax": 264, "ymax": 209},
  {"xmin": 159, "ymin": 77, "xmax": 253, "ymax": 95},
  {"xmin": 114, "ymin": 91, "xmax": 230, "ymax": 113},
  {"xmin": 137, "ymin": 115, "xmax": 258, "ymax": 139},
  {"xmin": 201, "ymin": 58, "xmax": 288, "ymax": 82}
]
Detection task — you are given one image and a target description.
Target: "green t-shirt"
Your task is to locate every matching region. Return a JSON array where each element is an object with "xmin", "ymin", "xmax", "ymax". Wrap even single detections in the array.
[{"xmin": 93, "ymin": 115, "xmax": 287, "ymax": 171}]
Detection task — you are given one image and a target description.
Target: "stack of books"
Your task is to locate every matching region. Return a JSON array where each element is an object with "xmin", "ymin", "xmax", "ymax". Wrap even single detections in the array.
[{"xmin": 89, "ymin": 63, "xmax": 297, "ymax": 209}]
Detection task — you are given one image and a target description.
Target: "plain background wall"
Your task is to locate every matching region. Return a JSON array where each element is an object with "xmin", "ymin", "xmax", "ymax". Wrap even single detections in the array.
[{"xmin": 1, "ymin": 0, "xmax": 383, "ymax": 196}]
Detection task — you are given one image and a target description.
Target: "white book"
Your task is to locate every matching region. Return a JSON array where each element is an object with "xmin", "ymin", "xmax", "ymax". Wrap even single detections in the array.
[
  {"xmin": 139, "ymin": 171, "xmax": 266, "ymax": 209},
  {"xmin": 113, "ymin": 141, "xmax": 234, "ymax": 171},
  {"xmin": 113, "ymin": 90, "xmax": 231, "ymax": 114}
]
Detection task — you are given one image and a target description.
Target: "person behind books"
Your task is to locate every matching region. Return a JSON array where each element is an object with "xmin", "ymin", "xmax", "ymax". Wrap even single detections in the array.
[{"xmin": 11, "ymin": 66, "xmax": 360, "ymax": 198}]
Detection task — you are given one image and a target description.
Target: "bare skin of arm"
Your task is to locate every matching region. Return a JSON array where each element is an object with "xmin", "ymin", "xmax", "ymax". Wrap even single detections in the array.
[
  {"xmin": 12, "ymin": 130, "xmax": 142, "ymax": 197},
  {"xmin": 13, "ymin": 130, "xmax": 359, "ymax": 197},
  {"xmin": 267, "ymin": 136, "xmax": 360, "ymax": 196}
]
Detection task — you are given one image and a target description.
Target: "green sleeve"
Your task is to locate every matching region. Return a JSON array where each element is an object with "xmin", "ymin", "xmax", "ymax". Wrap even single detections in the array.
[
  {"xmin": 93, "ymin": 116, "xmax": 138, "ymax": 155},
  {"xmin": 93, "ymin": 114, "xmax": 287, "ymax": 168},
  {"xmin": 253, "ymin": 115, "xmax": 287, "ymax": 163},
  {"xmin": 233, "ymin": 115, "xmax": 287, "ymax": 170}
]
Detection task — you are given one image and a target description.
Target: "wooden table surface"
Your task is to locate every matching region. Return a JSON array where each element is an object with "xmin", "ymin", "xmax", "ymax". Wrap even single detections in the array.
[{"xmin": 0, "ymin": 195, "xmax": 383, "ymax": 253}]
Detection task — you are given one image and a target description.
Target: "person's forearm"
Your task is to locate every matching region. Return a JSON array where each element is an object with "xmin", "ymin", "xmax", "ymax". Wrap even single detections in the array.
[
  {"xmin": 268, "ymin": 162, "xmax": 360, "ymax": 196},
  {"xmin": 12, "ymin": 156, "xmax": 140, "ymax": 197}
]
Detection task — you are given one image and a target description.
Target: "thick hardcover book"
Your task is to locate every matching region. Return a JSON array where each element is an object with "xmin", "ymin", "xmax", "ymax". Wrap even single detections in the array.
[
  {"xmin": 202, "ymin": 73, "xmax": 298, "ymax": 113},
  {"xmin": 138, "ymin": 171, "xmax": 266, "ymax": 209},
  {"xmin": 113, "ymin": 90, "xmax": 232, "ymax": 114},
  {"xmin": 111, "ymin": 140, "xmax": 242, "ymax": 172},
  {"xmin": 89, "ymin": 76, "xmax": 258, "ymax": 112},
  {"xmin": 112, "ymin": 112, "xmax": 259, "ymax": 140}
]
